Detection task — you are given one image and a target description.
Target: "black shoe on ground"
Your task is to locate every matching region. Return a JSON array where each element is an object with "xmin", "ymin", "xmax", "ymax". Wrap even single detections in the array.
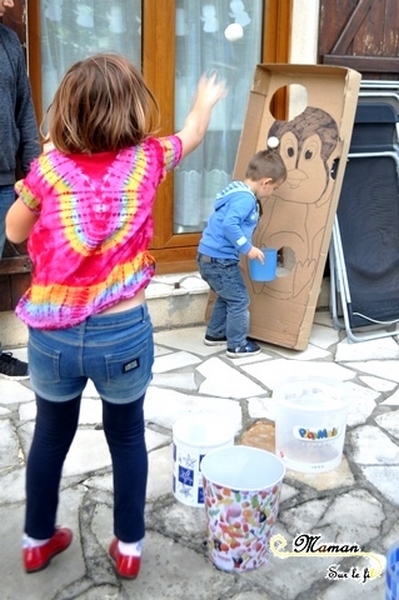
[
  {"xmin": 0, "ymin": 352, "xmax": 29, "ymax": 380},
  {"xmin": 204, "ymin": 334, "xmax": 227, "ymax": 346},
  {"xmin": 226, "ymin": 340, "xmax": 261, "ymax": 358}
]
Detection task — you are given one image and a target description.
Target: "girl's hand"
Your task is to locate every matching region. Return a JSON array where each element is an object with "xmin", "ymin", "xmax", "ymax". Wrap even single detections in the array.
[
  {"xmin": 194, "ymin": 72, "xmax": 228, "ymax": 109},
  {"xmin": 176, "ymin": 73, "xmax": 227, "ymax": 158}
]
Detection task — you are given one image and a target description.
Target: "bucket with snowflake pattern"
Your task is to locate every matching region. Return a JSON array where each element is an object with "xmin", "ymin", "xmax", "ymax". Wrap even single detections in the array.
[
  {"xmin": 172, "ymin": 414, "xmax": 235, "ymax": 507},
  {"xmin": 201, "ymin": 445, "xmax": 285, "ymax": 571}
]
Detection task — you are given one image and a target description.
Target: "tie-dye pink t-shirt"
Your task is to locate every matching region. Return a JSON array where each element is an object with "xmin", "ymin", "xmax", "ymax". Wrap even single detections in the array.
[{"xmin": 15, "ymin": 136, "xmax": 182, "ymax": 329}]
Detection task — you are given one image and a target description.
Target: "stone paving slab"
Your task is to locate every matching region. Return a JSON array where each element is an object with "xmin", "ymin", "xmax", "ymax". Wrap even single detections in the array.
[{"xmin": 1, "ymin": 314, "xmax": 398, "ymax": 599}]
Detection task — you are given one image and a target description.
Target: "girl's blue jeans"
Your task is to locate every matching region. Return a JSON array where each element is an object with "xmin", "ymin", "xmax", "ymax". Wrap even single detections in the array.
[
  {"xmin": 197, "ymin": 253, "xmax": 249, "ymax": 349},
  {"xmin": 25, "ymin": 303, "xmax": 153, "ymax": 543}
]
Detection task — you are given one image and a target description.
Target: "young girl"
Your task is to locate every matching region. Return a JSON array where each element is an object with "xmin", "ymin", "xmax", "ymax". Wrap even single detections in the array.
[{"xmin": 6, "ymin": 53, "xmax": 226, "ymax": 579}]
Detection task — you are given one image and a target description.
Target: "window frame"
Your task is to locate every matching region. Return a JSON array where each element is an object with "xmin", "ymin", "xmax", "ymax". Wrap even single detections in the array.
[{"xmin": 26, "ymin": 0, "xmax": 292, "ymax": 274}]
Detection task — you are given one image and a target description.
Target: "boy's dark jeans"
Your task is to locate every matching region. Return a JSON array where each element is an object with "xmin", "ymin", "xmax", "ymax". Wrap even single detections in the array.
[{"xmin": 197, "ymin": 253, "xmax": 249, "ymax": 349}]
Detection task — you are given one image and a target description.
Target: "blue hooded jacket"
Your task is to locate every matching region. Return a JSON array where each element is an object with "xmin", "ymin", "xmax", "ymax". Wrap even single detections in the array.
[{"xmin": 198, "ymin": 181, "xmax": 260, "ymax": 260}]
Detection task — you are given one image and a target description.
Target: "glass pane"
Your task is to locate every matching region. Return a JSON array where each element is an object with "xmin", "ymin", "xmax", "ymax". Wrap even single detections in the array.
[
  {"xmin": 174, "ymin": 0, "xmax": 263, "ymax": 233},
  {"xmin": 41, "ymin": 0, "xmax": 142, "ymax": 121}
]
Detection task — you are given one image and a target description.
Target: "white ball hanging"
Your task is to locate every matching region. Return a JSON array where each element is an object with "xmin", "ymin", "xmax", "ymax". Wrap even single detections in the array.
[
  {"xmin": 224, "ymin": 23, "xmax": 244, "ymax": 42},
  {"xmin": 267, "ymin": 136, "xmax": 280, "ymax": 149}
]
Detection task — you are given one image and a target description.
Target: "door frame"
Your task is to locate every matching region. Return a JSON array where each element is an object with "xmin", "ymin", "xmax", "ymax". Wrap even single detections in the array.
[{"xmin": 25, "ymin": 1, "xmax": 292, "ymax": 274}]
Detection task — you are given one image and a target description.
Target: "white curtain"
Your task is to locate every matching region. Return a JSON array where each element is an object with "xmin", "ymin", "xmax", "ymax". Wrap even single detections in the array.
[
  {"xmin": 40, "ymin": 0, "xmax": 142, "ymax": 120},
  {"xmin": 174, "ymin": 0, "xmax": 263, "ymax": 232},
  {"xmin": 39, "ymin": 0, "xmax": 262, "ymax": 234}
]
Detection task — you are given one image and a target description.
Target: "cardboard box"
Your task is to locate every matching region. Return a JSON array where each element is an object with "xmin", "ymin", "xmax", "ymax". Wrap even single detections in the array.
[{"xmin": 230, "ymin": 63, "xmax": 361, "ymax": 350}]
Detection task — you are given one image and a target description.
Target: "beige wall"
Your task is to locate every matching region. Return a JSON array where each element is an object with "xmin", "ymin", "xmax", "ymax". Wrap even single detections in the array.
[
  {"xmin": 290, "ymin": 0, "xmax": 320, "ymax": 64},
  {"xmin": 288, "ymin": 0, "xmax": 320, "ymax": 118}
]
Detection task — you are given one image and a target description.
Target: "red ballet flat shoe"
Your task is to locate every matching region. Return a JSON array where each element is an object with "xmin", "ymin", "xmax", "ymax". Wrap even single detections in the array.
[
  {"xmin": 23, "ymin": 527, "xmax": 73, "ymax": 573},
  {"xmin": 109, "ymin": 538, "xmax": 141, "ymax": 579}
]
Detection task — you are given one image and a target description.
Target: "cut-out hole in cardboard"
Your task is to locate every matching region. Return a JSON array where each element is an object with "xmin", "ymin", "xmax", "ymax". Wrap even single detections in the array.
[
  {"xmin": 277, "ymin": 246, "xmax": 295, "ymax": 278},
  {"xmin": 270, "ymin": 84, "xmax": 308, "ymax": 121},
  {"xmin": 331, "ymin": 158, "xmax": 339, "ymax": 181}
]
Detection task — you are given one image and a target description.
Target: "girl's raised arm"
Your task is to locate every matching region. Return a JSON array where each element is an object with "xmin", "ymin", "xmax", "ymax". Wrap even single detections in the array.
[{"xmin": 176, "ymin": 73, "xmax": 227, "ymax": 159}]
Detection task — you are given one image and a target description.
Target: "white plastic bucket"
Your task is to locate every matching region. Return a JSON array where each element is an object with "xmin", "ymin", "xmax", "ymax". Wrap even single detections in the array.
[
  {"xmin": 274, "ymin": 377, "xmax": 348, "ymax": 473},
  {"xmin": 172, "ymin": 414, "xmax": 235, "ymax": 507},
  {"xmin": 201, "ymin": 445, "xmax": 285, "ymax": 572}
]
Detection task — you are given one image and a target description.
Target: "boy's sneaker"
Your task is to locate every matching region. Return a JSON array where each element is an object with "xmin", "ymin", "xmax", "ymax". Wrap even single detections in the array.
[
  {"xmin": 0, "ymin": 352, "xmax": 29, "ymax": 380},
  {"xmin": 204, "ymin": 334, "xmax": 227, "ymax": 346},
  {"xmin": 226, "ymin": 340, "xmax": 261, "ymax": 358}
]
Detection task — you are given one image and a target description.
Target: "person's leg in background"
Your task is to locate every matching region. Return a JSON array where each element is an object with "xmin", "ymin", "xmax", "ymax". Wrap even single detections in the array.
[
  {"xmin": 103, "ymin": 394, "xmax": 148, "ymax": 579},
  {"xmin": 0, "ymin": 184, "xmax": 29, "ymax": 380},
  {"xmin": 0, "ymin": 184, "xmax": 14, "ymax": 257},
  {"xmin": 23, "ymin": 394, "xmax": 81, "ymax": 572}
]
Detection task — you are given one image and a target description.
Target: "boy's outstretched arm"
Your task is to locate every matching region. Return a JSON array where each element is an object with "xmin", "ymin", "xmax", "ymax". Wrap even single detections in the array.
[{"xmin": 176, "ymin": 73, "xmax": 227, "ymax": 159}]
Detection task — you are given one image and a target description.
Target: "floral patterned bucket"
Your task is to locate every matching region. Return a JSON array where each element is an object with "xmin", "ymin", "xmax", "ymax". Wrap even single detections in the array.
[{"xmin": 201, "ymin": 445, "xmax": 285, "ymax": 572}]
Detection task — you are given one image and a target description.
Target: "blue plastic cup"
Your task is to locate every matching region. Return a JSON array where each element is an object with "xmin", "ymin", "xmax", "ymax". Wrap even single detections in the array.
[
  {"xmin": 249, "ymin": 247, "xmax": 277, "ymax": 282},
  {"xmin": 386, "ymin": 544, "xmax": 399, "ymax": 599}
]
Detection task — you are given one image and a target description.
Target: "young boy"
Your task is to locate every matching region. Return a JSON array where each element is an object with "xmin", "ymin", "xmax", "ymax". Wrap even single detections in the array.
[{"xmin": 197, "ymin": 148, "xmax": 287, "ymax": 358}]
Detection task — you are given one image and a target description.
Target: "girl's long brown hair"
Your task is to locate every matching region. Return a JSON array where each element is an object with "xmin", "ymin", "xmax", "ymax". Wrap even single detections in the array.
[{"xmin": 46, "ymin": 53, "xmax": 160, "ymax": 154}]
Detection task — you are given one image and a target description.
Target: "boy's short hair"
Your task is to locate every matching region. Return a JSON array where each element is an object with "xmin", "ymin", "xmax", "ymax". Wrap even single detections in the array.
[{"xmin": 245, "ymin": 149, "xmax": 287, "ymax": 182}]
